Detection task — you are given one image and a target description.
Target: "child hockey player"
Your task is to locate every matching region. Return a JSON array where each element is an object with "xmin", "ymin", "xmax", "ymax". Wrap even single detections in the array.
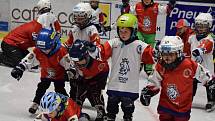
[
  {"xmin": 0, "ymin": 20, "xmax": 42, "ymax": 67},
  {"xmin": 189, "ymin": 13, "xmax": 215, "ymax": 112},
  {"xmin": 11, "ymin": 28, "xmax": 72, "ymax": 114},
  {"xmin": 36, "ymin": 0, "xmax": 61, "ymax": 32},
  {"xmin": 135, "ymin": 0, "xmax": 176, "ymax": 75},
  {"xmin": 140, "ymin": 36, "xmax": 214, "ymax": 121},
  {"xmin": 0, "ymin": 0, "xmax": 61, "ymax": 68},
  {"xmin": 38, "ymin": 92, "xmax": 81, "ymax": 121},
  {"xmin": 121, "ymin": 0, "xmax": 130, "ymax": 14},
  {"xmin": 89, "ymin": 0, "xmax": 108, "ymax": 33},
  {"xmin": 68, "ymin": 39, "xmax": 109, "ymax": 121},
  {"xmin": 63, "ymin": 2, "xmax": 101, "ymax": 49},
  {"xmin": 87, "ymin": 13, "xmax": 154, "ymax": 121}
]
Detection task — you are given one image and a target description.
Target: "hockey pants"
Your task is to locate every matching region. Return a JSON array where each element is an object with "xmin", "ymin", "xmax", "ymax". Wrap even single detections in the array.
[
  {"xmin": 0, "ymin": 41, "xmax": 29, "ymax": 67},
  {"xmin": 106, "ymin": 96, "xmax": 135, "ymax": 120},
  {"xmin": 33, "ymin": 78, "xmax": 68, "ymax": 104}
]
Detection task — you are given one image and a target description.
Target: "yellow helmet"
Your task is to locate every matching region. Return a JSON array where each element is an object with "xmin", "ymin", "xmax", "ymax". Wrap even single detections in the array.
[{"xmin": 117, "ymin": 13, "xmax": 137, "ymax": 29}]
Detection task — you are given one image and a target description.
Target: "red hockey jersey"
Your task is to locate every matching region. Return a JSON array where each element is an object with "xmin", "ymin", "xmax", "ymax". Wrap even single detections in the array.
[
  {"xmin": 78, "ymin": 59, "xmax": 109, "ymax": 79},
  {"xmin": 135, "ymin": 2, "xmax": 168, "ymax": 34},
  {"xmin": 3, "ymin": 20, "xmax": 42, "ymax": 50},
  {"xmin": 149, "ymin": 58, "xmax": 211, "ymax": 116},
  {"xmin": 51, "ymin": 98, "xmax": 81, "ymax": 121},
  {"xmin": 33, "ymin": 46, "xmax": 68, "ymax": 80}
]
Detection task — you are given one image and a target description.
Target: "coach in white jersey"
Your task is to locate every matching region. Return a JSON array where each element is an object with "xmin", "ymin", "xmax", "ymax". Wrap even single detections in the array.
[
  {"xmin": 88, "ymin": 14, "xmax": 154, "ymax": 120},
  {"xmin": 189, "ymin": 13, "xmax": 215, "ymax": 112}
]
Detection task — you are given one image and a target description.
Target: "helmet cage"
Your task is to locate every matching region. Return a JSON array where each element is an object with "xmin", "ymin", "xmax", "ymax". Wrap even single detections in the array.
[
  {"xmin": 72, "ymin": 3, "xmax": 92, "ymax": 28},
  {"xmin": 72, "ymin": 11, "xmax": 91, "ymax": 26},
  {"xmin": 158, "ymin": 36, "xmax": 184, "ymax": 60},
  {"xmin": 194, "ymin": 22, "xmax": 210, "ymax": 36},
  {"xmin": 158, "ymin": 36, "xmax": 184, "ymax": 70}
]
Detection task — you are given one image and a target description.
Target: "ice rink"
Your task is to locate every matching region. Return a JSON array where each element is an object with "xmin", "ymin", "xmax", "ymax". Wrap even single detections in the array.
[{"xmin": 0, "ymin": 66, "xmax": 215, "ymax": 121}]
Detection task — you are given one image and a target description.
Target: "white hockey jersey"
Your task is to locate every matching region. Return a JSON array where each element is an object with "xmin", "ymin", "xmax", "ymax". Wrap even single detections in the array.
[
  {"xmin": 188, "ymin": 34, "xmax": 214, "ymax": 76},
  {"xmin": 94, "ymin": 38, "xmax": 154, "ymax": 99},
  {"xmin": 36, "ymin": 12, "xmax": 59, "ymax": 31},
  {"xmin": 64, "ymin": 24, "xmax": 100, "ymax": 48}
]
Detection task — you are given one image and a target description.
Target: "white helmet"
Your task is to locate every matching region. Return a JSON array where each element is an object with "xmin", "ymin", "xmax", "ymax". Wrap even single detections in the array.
[
  {"xmin": 159, "ymin": 36, "xmax": 184, "ymax": 57},
  {"xmin": 158, "ymin": 36, "xmax": 184, "ymax": 69},
  {"xmin": 37, "ymin": 0, "xmax": 51, "ymax": 11},
  {"xmin": 72, "ymin": 3, "xmax": 93, "ymax": 27},
  {"xmin": 195, "ymin": 13, "xmax": 213, "ymax": 28}
]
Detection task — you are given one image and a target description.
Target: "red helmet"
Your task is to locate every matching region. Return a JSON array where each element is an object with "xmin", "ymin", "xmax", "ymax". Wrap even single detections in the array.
[{"xmin": 176, "ymin": 19, "xmax": 189, "ymax": 28}]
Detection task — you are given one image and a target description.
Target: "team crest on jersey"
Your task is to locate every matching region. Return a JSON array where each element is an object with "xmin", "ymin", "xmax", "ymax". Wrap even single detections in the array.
[
  {"xmin": 183, "ymin": 68, "xmax": 192, "ymax": 78},
  {"xmin": 136, "ymin": 45, "xmax": 142, "ymax": 54},
  {"xmin": 98, "ymin": 63, "xmax": 106, "ymax": 71},
  {"xmin": 143, "ymin": 16, "xmax": 151, "ymax": 28},
  {"xmin": 118, "ymin": 58, "xmax": 130, "ymax": 83},
  {"xmin": 46, "ymin": 68, "xmax": 56, "ymax": 78},
  {"xmin": 167, "ymin": 84, "xmax": 179, "ymax": 100}
]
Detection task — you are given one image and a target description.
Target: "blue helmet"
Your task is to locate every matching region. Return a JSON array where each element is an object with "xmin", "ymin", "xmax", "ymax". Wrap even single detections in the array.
[
  {"xmin": 36, "ymin": 28, "xmax": 60, "ymax": 50},
  {"xmin": 69, "ymin": 39, "xmax": 89, "ymax": 62},
  {"xmin": 40, "ymin": 92, "xmax": 62, "ymax": 113}
]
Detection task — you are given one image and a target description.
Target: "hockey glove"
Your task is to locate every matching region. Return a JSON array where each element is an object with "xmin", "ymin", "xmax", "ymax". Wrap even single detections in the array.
[
  {"xmin": 192, "ymin": 48, "xmax": 204, "ymax": 63},
  {"xmin": 153, "ymin": 40, "xmax": 161, "ymax": 61},
  {"xmin": 79, "ymin": 113, "xmax": 90, "ymax": 121},
  {"xmin": 66, "ymin": 68, "xmax": 79, "ymax": 81},
  {"xmin": 11, "ymin": 64, "xmax": 25, "ymax": 81},
  {"xmin": 140, "ymin": 86, "xmax": 159, "ymax": 106},
  {"xmin": 208, "ymin": 79, "xmax": 215, "ymax": 92},
  {"xmin": 36, "ymin": 113, "xmax": 51, "ymax": 121},
  {"xmin": 83, "ymin": 41, "xmax": 97, "ymax": 53}
]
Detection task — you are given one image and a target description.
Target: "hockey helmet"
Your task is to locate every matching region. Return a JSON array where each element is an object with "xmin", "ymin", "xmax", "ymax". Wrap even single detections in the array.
[
  {"xmin": 69, "ymin": 39, "xmax": 89, "ymax": 62},
  {"xmin": 36, "ymin": 0, "xmax": 51, "ymax": 12},
  {"xmin": 158, "ymin": 36, "xmax": 184, "ymax": 69},
  {"xmin": 36, "ymin": 28, "xmax": 59, "ymax": 51},
  {"xmin": 117, "ymin": 13, "xmax": 137, "ymax": 40},
  {"xmin": 72, "ymin": 3, "xmax": 93, "ymax": 28},
  {"xmin": 195, "ymin": 13, "xmax": 213, "ymax": 38},
  {"xmin": 40, "ymin": 92, "xmax": 62, "ymax": 113}
]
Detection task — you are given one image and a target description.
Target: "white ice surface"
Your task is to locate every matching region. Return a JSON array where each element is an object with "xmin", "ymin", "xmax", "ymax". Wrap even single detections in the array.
[{"xmin": 0, "ymin": 66, "xmax": 215, "ymax": 121}]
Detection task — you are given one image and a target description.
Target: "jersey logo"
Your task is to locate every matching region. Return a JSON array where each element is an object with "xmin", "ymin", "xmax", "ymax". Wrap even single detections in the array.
[
  {"xmin": 46, "ymin": 68, "xmax": 56, "ymax": 78},
  {"xmin": 98, "ymin": 63, "xmax": 106, "ymax": 71},
  {"xmin": 183, "ymin": 68, "xmax": 192, "ymax": 78},
  {"xmin": 143, "ymin": 16, "xmax": 151, "ymax": 31},
  {"xmin": 167, "ymin": 84, "xmax": 179, "ymax": 100},
  {"xmin": 137, "ymin": 45, "xmax": 142, "ymax": 54},
  {"xmin": 118, "ymin": 58, "xmax": 130, "ymax": 83}
]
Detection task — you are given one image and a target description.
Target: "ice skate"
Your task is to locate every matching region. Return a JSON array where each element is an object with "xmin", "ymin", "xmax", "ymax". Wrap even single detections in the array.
[
  {"xmin": 95, "ymin": 106, "xmax": 106, "ymax": 121},
  {"xmin": 205, "ymin": 101, "xmax": 215, "ymax": 112},
  {"xmin": 104, "ymin": 113, "xmax": 116, "ymax": 121},
  {"xmin": 79, "ymin": 113, "xmax": 90, "ymax": 121},
  {"xmin": 29, "ymin": 102, "xmax": 39, "ymax": 114}
]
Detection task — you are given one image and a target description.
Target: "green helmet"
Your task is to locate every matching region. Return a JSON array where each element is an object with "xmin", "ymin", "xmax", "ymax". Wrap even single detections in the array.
[{"xmin": 116, "ymin": 14, "xmax": 137, "ymax": 29}]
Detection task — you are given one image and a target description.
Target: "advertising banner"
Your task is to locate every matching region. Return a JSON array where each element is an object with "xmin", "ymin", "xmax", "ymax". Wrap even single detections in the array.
[
  {"xmin": 0, "ymin": 0, "xmax": 9, "ymax": 31},
  {"xmin": 5, "ymin": 0, "xmax": 215, "ymax": 40},
  {"xmin": 166, "ymin": 2, "xmax": 215, "ymax": 36}
]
